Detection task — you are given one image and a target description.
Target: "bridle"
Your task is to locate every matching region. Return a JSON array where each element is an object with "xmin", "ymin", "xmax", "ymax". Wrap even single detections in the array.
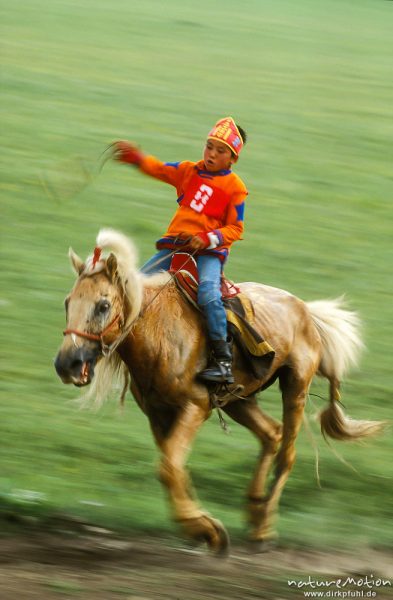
[
  {"xmin": 63, "ymin": 314, "xmax": 122, "ymax": 355},
  {"xmin": 62, "ymin": 245, "xmax": 125, "ymax": 355}
]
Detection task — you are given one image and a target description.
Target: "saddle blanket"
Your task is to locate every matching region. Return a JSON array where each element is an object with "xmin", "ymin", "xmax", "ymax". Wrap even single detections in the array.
[{"xmin": 169, "ymin": 253, "xmax": 275, "ymax": 378}]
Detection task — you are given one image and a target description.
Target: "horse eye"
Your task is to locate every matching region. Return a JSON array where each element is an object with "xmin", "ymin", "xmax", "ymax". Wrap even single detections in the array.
[{"xmin": 96, "ymin": 299, "xmax": 110, "ymax": 315}]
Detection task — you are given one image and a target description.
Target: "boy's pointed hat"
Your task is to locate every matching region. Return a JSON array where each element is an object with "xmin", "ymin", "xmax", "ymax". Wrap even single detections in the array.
[{"xmin": 207, "ymin": 117, "xmax": 244, "ymax": 157}]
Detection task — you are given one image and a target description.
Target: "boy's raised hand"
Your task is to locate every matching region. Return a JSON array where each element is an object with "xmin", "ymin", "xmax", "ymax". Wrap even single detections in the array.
[{"xmin": 112, "ymin": 140, "xmax": 144, "ymax": 165}]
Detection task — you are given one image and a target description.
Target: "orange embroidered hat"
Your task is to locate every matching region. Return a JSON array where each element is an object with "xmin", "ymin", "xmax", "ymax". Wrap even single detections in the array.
[{"xmin": 207, "ymin": 117, "xmax": 244, "ymax": 157}]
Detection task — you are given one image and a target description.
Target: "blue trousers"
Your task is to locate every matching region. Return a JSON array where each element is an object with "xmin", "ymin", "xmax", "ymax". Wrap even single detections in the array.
[{"xmin": 141, "ymin": 250, "xmax": 227, "ymax": 341}]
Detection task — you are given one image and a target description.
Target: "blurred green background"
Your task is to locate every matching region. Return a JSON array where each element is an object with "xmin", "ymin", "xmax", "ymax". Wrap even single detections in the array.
[{"xmin": 1, "ymin": 0, "xmax": 392, "ymax": 550}]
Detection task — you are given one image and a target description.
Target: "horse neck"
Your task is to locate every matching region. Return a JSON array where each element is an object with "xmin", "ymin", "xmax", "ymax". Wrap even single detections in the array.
[
  {"xmin": 118, "ymin": 279, "xmax": 205, "ymax": 399},
  {"xmin": 127, "ymin": 282, "xmax": 178, "ymax": 357}
]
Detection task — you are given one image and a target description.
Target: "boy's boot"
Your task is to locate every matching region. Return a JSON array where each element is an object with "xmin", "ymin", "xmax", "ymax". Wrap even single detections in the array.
[{"xmin": 198, "ymin": 339, "xmax": 234, "ymax": 384}]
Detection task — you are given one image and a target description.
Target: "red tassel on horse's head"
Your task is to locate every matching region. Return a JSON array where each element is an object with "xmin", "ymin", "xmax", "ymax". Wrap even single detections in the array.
[{"xmin": 92, "ymin": 246, "xmax": 102, "ymax": 268}]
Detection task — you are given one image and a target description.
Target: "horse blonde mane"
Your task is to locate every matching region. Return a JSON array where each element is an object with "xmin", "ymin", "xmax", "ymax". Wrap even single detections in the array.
[
  {"xmin": 80, "ymin": 229, "xmax": 176, "ymax": 408},
  {"xmin": 79, "ymin": 229, "xmax": 145, "ymax": 408},
  {"xmin": 96, "ymin": 228, "xmax": 143, "ymax": 328}
]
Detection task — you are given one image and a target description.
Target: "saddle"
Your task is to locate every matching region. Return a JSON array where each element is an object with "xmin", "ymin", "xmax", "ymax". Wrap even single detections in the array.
[{"xmin": 169, "ymin": 253, "xmax": 275, "ymax": 379}]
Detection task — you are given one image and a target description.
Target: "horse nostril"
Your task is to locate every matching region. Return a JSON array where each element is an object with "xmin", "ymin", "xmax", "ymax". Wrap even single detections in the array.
[
  {"xmin": 54, "ymin": 352, "xmax": 84, "ymax": 378},
  {"xmin": 70, "ymin": 358, "xmax": 83, "ymax": 372}
]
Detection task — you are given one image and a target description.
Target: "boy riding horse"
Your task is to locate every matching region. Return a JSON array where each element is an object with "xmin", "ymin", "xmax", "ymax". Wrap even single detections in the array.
[{"xmin": 113, "ymin": 117, "xmax": 248, "ymax": 385}]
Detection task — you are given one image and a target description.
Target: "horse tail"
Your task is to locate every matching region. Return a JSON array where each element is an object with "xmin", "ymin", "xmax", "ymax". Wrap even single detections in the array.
[{"xmin": 307, "ymin": 298, "xmax": 385, "ymax": 441}]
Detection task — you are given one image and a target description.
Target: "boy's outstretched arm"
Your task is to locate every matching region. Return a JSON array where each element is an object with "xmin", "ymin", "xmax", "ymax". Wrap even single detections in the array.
[{"xmin": 112, "ymin": 140, "xmax": 184, "ymax": 187}]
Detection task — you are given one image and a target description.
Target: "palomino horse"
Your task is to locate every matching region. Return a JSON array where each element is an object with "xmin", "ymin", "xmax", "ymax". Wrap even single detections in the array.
[{"xmin": 55, "ymin": 229, "xmax": 383, "ymax": 554}]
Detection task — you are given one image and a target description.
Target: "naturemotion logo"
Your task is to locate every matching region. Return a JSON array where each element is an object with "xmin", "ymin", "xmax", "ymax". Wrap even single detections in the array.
[{"xmin": 287, "ymin": 574, "xmax": 391, "ymax": 598}]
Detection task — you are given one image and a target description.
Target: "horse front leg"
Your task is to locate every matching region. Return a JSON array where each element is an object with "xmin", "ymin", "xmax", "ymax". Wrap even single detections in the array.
[
  {"xmin": 222, "ymin": 397, "xmax": 282, "ymax": 544},
  {"xmin": 148, "ymin": 401, "xmax": 230, "ymax": 556}
]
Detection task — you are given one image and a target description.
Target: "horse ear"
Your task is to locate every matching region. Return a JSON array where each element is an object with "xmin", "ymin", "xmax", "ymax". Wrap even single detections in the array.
[
  {"xmin": 106, "ymin": 252, "xmax": 118, "ymax": 281},
  {"xmin": 69, "ymin": 248, "xmax": 85, "ymax": 275}
]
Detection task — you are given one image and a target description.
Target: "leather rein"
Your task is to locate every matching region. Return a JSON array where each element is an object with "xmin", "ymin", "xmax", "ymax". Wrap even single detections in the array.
[{"xmin": 63, "ymin": 314, "xmax": 121, "ymax": 355}]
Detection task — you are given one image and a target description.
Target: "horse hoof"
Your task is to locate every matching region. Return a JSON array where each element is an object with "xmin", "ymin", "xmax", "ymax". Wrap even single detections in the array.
[
  {"xmin": 181, "ymin": 515, "xmax": 230, "ymax": 557},
  {"xmin": 210, "ymin": 518, "xmax": 230, "ymax": 558},
  {"xmin": 201, "ymin": 517, "xmax": 230, "ymax": 558}
]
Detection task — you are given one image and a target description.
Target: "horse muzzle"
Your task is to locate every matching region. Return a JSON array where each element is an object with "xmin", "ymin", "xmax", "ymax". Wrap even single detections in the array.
[{"xmin": 54, "ymin": 345, "xmax": 100, "ymax": 387}]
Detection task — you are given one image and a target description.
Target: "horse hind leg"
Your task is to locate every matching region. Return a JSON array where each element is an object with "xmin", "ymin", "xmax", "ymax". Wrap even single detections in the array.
[
  {"xmin": 222, "ymin": 396, "xmax": 282, "ymax": 545},
  {"xmin": 249, "ymin": 366, "xmax": 313, "ymax": 545}
]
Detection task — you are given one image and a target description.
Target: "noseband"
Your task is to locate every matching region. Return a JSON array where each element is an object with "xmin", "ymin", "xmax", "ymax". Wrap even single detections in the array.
[{"xmin": 63, "ymin": 314, "xmax": 121, "ymax": 354}]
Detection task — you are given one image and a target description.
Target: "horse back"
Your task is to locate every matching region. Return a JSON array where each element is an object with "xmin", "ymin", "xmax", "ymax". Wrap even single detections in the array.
[{"xmin": 237, "ymin": 281, "xmax": 318, "ymax": 371}]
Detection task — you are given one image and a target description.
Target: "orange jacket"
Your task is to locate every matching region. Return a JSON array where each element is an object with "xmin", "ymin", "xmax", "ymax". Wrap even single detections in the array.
[{"xmin": 138, "ymin": 155, "xmax": 248, "ymax": 260}]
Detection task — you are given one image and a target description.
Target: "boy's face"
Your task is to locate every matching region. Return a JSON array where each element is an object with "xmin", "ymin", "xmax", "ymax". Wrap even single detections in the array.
[{"xmin": 203, "ymin": 139, "xmax": 236, "ymax": 172}]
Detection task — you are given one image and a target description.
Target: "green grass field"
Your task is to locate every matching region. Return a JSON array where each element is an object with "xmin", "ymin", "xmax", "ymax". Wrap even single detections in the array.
[{"xmin": 1, "ymin": 0, "xmax": 392, "ymax": 551}]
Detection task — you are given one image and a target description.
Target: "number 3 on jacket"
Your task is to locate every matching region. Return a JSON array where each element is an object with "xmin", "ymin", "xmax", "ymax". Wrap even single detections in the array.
[{"xmin": 189, "ymin": 184, "xmax": 213, "ymax": 213}]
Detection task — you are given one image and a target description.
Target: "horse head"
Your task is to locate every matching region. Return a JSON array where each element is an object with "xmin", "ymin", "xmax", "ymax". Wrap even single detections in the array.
[{"xmin": 54, "ymin": 229, "xmax": 142, "ymax": 387}]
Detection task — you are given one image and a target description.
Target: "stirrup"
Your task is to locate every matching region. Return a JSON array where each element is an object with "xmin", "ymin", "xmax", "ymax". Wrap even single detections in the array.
[{"xmin": 211, "ymin": 383, "xmax": 246, "ymax": 408}]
